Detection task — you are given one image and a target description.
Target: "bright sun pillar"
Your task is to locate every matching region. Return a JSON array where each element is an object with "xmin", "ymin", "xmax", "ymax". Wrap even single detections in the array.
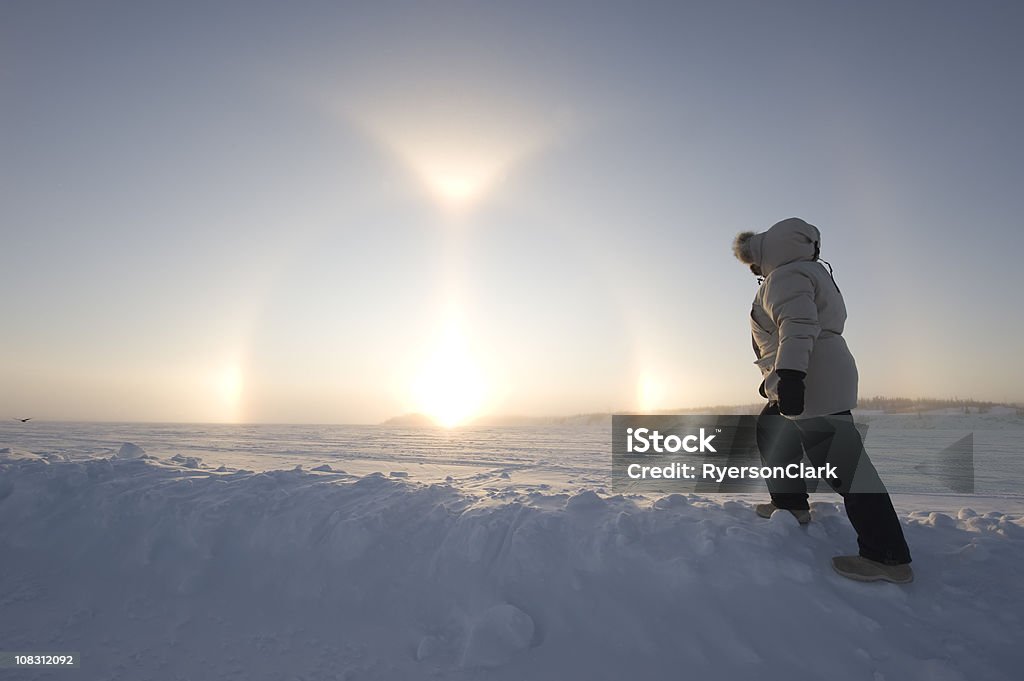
[
  {"xmin": 637, "ymin": 372, "xmax": 665, "ymax": 413},
  {"xmin": 212, "ymin": 362, "xmax": 244, "ymax": 422}
]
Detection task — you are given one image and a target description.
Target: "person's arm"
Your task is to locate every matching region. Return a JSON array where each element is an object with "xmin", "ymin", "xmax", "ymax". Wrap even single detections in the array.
[{"xmin": 763, "ymin": 269, "xmax": 820, "ymax": 415}]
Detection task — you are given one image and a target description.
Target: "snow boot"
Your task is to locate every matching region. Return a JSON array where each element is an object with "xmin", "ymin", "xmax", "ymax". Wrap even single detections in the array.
[
  {"xmin": 755, "ymin": 502, "xmax": 810, "ymax": 524},
  {"xmin": 831, "ymin": 555, "xmax": 914, "ymax": 584}
]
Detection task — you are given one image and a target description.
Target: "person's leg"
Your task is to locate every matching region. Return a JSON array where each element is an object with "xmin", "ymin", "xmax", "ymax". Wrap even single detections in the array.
[
  {"xmin": 755, "ymin": 402, "xmax": 809, "ymax": 510},
  {"xmin": 795, "ymin": 414, "xmax": 912, "ymax": 565}
]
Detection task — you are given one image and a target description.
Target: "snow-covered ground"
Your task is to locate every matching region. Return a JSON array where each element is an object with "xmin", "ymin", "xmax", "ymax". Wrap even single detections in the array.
[{"xmin": 1, "ymin": 422, "xmax": 1022, "ymax": 680}]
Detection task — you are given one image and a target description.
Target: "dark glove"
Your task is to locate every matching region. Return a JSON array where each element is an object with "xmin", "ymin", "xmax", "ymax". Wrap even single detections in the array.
[{"xmin": 776, "ymin": 369, "xmax": 806, "ymax": 416}]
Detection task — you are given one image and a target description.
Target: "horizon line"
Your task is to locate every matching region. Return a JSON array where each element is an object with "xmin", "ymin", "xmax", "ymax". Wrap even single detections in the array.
[{"xmin": 5, "ymin": 396, "xmax": 1021, "ymax": 429}]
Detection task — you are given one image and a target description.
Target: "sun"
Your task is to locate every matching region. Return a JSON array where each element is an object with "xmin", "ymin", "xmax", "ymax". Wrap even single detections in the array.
[{"xmin": 411, "ymin": 319, "xmax": 486, "ymax": 428}]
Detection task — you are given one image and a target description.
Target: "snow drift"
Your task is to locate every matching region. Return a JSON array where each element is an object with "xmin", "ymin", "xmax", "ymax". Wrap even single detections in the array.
[{"xmin": 1, "ymin": 449, "xmax": 1022, "ymax": 680}]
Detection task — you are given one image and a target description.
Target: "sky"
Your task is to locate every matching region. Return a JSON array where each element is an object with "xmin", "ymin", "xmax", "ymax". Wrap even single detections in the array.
[{"xmin": 2, "ymin": 0, "xmax": 1023, "ymax": 424}]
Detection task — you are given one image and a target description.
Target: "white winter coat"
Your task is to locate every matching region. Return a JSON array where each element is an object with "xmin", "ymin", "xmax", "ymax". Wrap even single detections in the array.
[{"xmin": 739, "ymin": 218, "xmax": 858, "ymax": 418}]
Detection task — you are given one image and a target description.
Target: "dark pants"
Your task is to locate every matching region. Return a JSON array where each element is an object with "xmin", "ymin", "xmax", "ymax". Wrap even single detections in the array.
[{"xmin": 756, "ymin": 402, "xmax": 912, "ymax": 565}]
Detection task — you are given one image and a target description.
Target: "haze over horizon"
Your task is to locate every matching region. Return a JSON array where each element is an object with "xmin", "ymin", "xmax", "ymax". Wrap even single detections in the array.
[{"xmin": 3, "ymin": 1, "xmax": 1023, "ymax": 425}]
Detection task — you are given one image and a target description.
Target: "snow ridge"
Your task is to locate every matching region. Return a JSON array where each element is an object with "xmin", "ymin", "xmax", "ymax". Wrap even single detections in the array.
[{"xmin": 0, "ymin": 452, "xmax": 1021, "ymax": 680}]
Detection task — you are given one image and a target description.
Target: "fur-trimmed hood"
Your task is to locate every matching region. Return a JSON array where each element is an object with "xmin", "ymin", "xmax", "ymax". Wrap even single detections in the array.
[{"xmin": 733, "ymin": 218, "xmax": 821, "ymax": 276}]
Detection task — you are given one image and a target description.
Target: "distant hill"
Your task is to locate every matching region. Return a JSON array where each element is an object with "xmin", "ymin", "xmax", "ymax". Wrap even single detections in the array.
[
  {"xmin": 855, "ymin": 397, "xmax": 1021, "ymax": 415},
  {"xmin": 470, "ymin": 413, "xmax": 613, "ymax": 427},
  {"xmin": 379, "ymin": 413, "xmax": 439, "ymax": 427}
]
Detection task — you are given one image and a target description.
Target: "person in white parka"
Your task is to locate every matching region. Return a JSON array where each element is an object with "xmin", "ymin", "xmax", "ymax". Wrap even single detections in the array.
[{"xmin": 733, "ymin": 218, "xmax": 913, "ymax": 583}]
